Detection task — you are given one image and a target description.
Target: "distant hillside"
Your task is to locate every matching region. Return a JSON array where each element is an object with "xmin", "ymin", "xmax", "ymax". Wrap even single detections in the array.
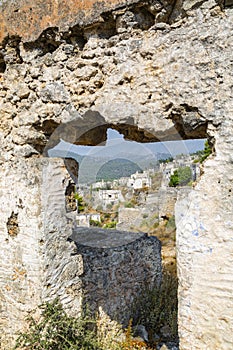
[
  {"xmin": 48, "ymin": 148, "xmax": 172, "ymax": 183},
  {"xmin": 96, "ymin": 158, "xmax": 142, "ymax": 181}
]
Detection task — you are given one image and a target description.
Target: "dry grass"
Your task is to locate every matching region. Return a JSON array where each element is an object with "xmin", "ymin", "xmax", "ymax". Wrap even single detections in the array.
[{"xmin": 132, "ymin": 270, "xmax": 178, "ymax": 347}]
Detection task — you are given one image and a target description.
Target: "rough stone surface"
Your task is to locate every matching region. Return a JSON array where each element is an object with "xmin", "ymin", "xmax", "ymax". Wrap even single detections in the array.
[
  {"xmin": 70, "ymin": 227, "xmax": 161, "ymax": 325},
  {"xmin": 0, "ymin": 0, "xmax": 182, "ymax": 44},
  {"xmin": 0, "ymin": 158, "xmax": 44, "ymax": 346},
  {"xmin": 0, "ymin": 157, "xmax": 161, "ymax": 349},
  {"xmin": 0, "ymin": 0, "xmax": 233, "ymax": 349},
  {"xmin": 0, "ymin": 0, "xmax": 138, "ymax": 43},
  {"xmin": 70, "ymin": 227, "xmax": 146, "ymax": 248}
]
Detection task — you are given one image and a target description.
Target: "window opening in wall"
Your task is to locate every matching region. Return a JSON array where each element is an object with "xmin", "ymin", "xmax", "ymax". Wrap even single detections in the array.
[
  {"xmin": 48, "ymin": 127, "xmax": 209, "ymax": 274},
  {"xmin": 47, "ymin": 122, "xmax": 211, "ymax": 348}
]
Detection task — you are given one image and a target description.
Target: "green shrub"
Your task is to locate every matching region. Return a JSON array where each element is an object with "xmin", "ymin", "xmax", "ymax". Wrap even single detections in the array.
[
  {"xmin": 124, "ymin": 201, "xmax": 134, "ymax": 208},
  {"xmin": 169, "ymin": 166, "xmax": 192, "ymax": 187},
  {"xmin": 90, "ymin": 219, "xmax": 102, "ymax": 227},
  {"xmin": 159, "ymin": 157, "xmax": 174, "ymax": 164},
  {"xmin": 14, "ymin": 299, "xmax": 100, "ymax": 350},
  {"xmin": 200, "ymin": 140, "xmax": 212, "ymax": 163},
  {"xmin": 73, "ymin": 193, "xmax": 85, "ymax": 212},
  {"xmin": 192, "ymin": 140, "xmax": 212, "ymax": 163},
  {"xmin": 103, "ymin": 221, "xmax": 117, "ymax": 229},
  {"xmin": 14, "ymin": 286, "xmax": 178, "ymax": 349}
]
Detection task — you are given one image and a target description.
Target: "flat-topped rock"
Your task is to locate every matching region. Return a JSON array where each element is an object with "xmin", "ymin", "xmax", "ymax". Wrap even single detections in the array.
[
  {"xmin": 67, "ymin": 225, "xmax": 162, "ymax": 325},
  {"xmin": 69, "ymin": 227, "xmax": 146, "ymax": 248}
]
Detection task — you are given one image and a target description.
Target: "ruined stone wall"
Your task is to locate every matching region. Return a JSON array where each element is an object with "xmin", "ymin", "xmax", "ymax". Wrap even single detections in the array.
[
  {"xmin": 150, "ymin": 188, "xmax": 178, "ymax": 220},
  {"xmin": 0, "ymin": 158, "xmax": 44, "ymax": 345},
  {"xmin": 117, "ymin": 207, "xmax": 142, "ymax": 230},
  {"xmin": 42, "ymin": 163, "xmax": 163, "ymax": 328},
  {"xmin": 0, "ymin": 157, "xmax": 75, "ymax": 347},
  {"xmin": 117, "ymin": 187, "xmax": 179, "ymax": 231},
  {"xmin": 0, "ymin": 0, "xmax": 233, "ymax": 349},
  {"xmin": 70, "ymin": 227, "xmax": 162, "ymax": 326},
  {"xmin": 0, "ymin": 157, "xmax": 162, "ymax": 348}
]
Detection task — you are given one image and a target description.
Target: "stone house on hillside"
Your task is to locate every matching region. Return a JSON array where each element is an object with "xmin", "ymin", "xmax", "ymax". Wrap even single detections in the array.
[
  {"xmin": 127, "ymin": 171, "xmax": 152, "ymax": 190},
  {"xmin": 92, "ymin": 179, "xmax": 111, "ymax": 190},
  {"xmin": 98, "ymin": 189, "xmax": 124, "ymax": 209},
  {"xmin": 160, "ymin": 158, "xmax": 201, "ymax": 188},
  {"xmin": 76, "ymin": 213, "xmax": 101, "ymax": 227}
]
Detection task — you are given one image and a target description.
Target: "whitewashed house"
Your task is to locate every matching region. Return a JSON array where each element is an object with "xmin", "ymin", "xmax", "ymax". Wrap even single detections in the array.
[
  {"xmin": 76, "ymin": 213, "xmax": 101, "ymax": 227},
  {"xmin": 127, "ymin": 171, "xmax": 152, "ymax": 190},
  {"xmin": 98, "ymin": 189, "xmax": 124, "ymax": 209}
]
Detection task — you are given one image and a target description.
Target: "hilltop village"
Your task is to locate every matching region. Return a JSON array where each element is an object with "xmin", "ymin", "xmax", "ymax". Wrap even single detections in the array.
[
  {"xmin": 66, "ymin": 152, "xmax": 203, "ymax": 274},
  {"xmin": 76, "ymin": 154, "xmax": 201, "ymax": 226}
]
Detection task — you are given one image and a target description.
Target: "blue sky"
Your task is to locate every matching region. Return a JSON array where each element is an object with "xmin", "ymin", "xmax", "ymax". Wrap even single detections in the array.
[{"xmin": 48, "ymin": 128, "xmax": 205, "ymax": 159}]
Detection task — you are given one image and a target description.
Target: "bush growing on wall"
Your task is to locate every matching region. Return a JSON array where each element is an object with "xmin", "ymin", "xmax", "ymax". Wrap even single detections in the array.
[
  {"xmin": 192, "ymin": 139, "xmax": 212, "ymax": 163},
  {"xmin": 14, "ymin": 285, "xmax": 178, "ymax": 349},
  {"xmin": 200, "ymin": 140, "xmax": 212, "ymax": 163}
]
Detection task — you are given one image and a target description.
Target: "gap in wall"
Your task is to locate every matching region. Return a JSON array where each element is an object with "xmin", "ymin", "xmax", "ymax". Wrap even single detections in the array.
[
  {"xmin": 47, "ymin": 123, "xmax": 208, "ymax": 276},
  {"xmin": 46, "ymin": 119, "xmax": 210, "ymax": 347}
]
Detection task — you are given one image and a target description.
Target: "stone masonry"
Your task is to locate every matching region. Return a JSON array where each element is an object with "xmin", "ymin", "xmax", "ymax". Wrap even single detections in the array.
[
  {"xmin": 69, "ymin": 227, "xmax": 162, "ymax": 326},
  {"xmin": 0, "ymin": 0, "xmax": 233, "ymax": 349}
]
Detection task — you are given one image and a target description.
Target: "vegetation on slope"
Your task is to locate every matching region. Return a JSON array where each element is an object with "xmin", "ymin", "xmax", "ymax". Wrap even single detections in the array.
[
  {"xmin": 192, "ymin": 139, "xmax": 212, "ymax": 163},
  {"xmin": 96, "ymin": 158, "xmax": 142, "ymax": 181},
  {"xmin": 169, "ymin": 166, "xmax": 192, "ymax": 187},
  {"xmin": 14, "ymin": 299, "xmax": 100, "ymax": 350},
  {"xmin": 14, "ymin": 271, "xmax": 178, "ymax": 350},
  {"xmin": 132, "ymin": 271, "xmax": 178, "ymax": 343}
]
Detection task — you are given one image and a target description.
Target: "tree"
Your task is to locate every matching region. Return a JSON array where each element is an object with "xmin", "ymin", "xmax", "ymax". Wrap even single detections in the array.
[
  {"xmin": 169, "ymin": 166, "xmax": 192, "ymax": 187},
  {"xmin": 169, "ymin": 171, "xmax": 179, "ymax": 187}
]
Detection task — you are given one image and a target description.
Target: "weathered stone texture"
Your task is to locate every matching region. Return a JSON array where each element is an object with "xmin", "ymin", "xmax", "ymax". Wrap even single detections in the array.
[
  {"xmin": 0, "ymin": 159, "xmax": 44, "ymax": 347},
  {"xmin": 0, "ymin": 0, "xmax": 181, "ymax": 44},
  {"xmin": 0, "ymin": 0, "xmax": 233, "ymax": 349},
  {"xmin": 117, "ymin": 207, "xmax": 142, "ymax": 231},
  {"xmin": 176, "ymin": 140, "xmax": 233, "ymax": 350},
  {"xmin": 70, "ymin": 227, "xmax": 162, "ymax": 325},
  {"xmin": 0, "ymin": 0, "xmax": 138, "ymax": 43},
  {"xmin": 117, "ymin": 187, "xmax": 180, "ymax": 231}
]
